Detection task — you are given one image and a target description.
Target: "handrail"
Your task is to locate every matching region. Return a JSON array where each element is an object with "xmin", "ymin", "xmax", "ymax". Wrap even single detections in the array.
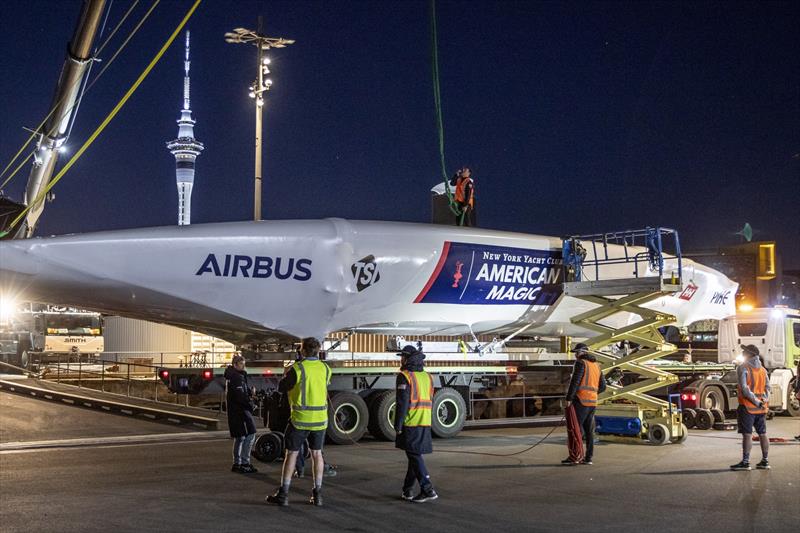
[{"xmin": 563, "ymin": 227, "xmax": 682, "ymax": 283}]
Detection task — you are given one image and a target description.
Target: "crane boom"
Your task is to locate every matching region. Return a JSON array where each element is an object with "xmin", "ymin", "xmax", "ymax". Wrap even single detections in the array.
[{"xmin": 15, "ymin": 0, "xmax": 106, "ymax": 239}]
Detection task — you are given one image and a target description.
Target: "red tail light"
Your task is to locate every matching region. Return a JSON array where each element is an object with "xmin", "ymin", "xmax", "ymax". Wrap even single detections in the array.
[
  {"xmin": 691, "ymin": 394, "xmax": 697, "ymax": 401},
  {"xmin": 202, "ymin": 370, "xmax": 213, "ymax": 380},
  {"xmin": 681, "ymin": 394, "xmax": 688, "ymax": 401},
  {"xmin": 263, "ymin": 369, "xmax": 273, "ymax": 376},
  {"xmin": 160, "ymin": 370, "xmax": 169, "ymax": 379}
]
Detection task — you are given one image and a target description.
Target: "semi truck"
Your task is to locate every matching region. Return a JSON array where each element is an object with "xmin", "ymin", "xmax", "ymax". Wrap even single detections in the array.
[
  {"xmin": 669, "ymin": 307, "xmax": 800, "ymax": 428},
  {"xmin": 0, "ymin": 302, "xmax": 104, "ymax": 370}
]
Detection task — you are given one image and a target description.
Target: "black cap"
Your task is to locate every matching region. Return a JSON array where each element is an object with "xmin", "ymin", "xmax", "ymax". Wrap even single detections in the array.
[
  {"xmin": 571, "ymin": 343, "xmax": 589, "ymax": 353},
  {"xmin": 741, "ymin": 344, "xmax": 760, "ymax": 357},
  {"xmin": 397, "ymin": 345, "xmax": 419, "ymax": 357}
]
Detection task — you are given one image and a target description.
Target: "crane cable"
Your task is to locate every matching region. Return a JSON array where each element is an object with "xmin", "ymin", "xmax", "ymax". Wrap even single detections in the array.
[
  {"xmin": 0, "ymin": 0, "xmax": 144, "ymax": 190},
  {"xmin": 430, "ymin": 0, "xmax": 466, "ymax": 225},
  {"xmin": 0, "ymin": 0, "xmax": 203, "ymax": 238}
]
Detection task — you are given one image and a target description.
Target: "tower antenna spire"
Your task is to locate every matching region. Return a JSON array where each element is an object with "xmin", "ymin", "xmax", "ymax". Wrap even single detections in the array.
[{"xmin": 167, "ymin": 29, "xmax": 204, "ymax": 226}]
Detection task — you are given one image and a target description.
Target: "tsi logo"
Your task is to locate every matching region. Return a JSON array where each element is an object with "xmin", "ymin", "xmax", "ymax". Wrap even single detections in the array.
[{"xmin": 351, "ymin": 255, "xmax": 381, "ymax": 292}]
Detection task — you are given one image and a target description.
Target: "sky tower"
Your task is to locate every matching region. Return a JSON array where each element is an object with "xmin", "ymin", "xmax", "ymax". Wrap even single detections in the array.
[{"xmin": 166, "ymin": 30, "xmax": 203, "ymax": 226}]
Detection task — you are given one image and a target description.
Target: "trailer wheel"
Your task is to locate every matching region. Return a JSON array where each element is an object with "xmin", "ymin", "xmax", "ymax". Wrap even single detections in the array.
[
  {"xmin": 670, "ymin": 423, "xmax": 689, "ymax": 444},
  {"xmin": 253, "ymin": 431, "xmax": 283, "ymax": 463},
  {"xmin": 786, "ymin": 382, "xmax": 800, "ymax": 418},
  {"xmin": 648, "ymin": 423, "xmax": 670, "ymax": 445},
  {"xmin": 700, "ymin": 386, "xmax": 726, "ymax": 411},
  {"xmin": 695, "ymin": 409, "xmax": 714, "ymax": 430},
  {"xmin": 710, "ymin": 408, "xmax": 725, "ymax": 425},
  {"xmin": 326, "ymin": 391, "xmax": 368, "ymax": 445},
  {"xmin": 367, "ymin": 390, "xmax": 396, "ymax": 441},
  {"xmin": 682, "ymin": 408, "xmax": 696, "ymax": 429},
  {"xmin": 432, "ymin": 388, "xmax": 466, "ymax": 438}
]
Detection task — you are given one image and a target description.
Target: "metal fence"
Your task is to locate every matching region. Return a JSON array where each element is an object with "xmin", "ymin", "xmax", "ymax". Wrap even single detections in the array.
[{"xmin": 42, "ymin": 354, "xmax": 224, "ymax": 411}]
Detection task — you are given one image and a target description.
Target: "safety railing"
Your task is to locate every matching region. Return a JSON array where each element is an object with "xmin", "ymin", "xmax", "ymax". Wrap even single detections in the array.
[
  {"xmin": 563, "ymin": 227, "xmax": 682, "ymax": 283},
  {"xmin": 40, "ymin": 354, "xmax": 224, "ymax": 412}
]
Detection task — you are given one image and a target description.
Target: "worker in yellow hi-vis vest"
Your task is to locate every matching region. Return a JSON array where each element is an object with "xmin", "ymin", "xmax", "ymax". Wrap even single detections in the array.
[
  {"xmin": 395, "ymin": 345, "xmax": 438, "ymax": 503},
  {"xmin": 267, "ymin": 337, "xmax": 331, "ymax": 507}
]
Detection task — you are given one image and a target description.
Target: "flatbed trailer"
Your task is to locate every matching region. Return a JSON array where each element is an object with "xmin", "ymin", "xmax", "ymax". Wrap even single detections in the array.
[{"xmin": 157, "ymin": 353, "xmax": 573, "ymax": 457}]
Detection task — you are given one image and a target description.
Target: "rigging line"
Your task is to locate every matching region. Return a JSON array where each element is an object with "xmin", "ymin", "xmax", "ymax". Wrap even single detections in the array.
[
  {"xmin": 0, "ymin": 0, "xmax": 204, "ymax": 238},
  {"xmin": 0, "ymin": 0, "xmax": 141, "ymax": 183},
  {"xmin": 0, "ymin": 0, "xmax": 154, "ymax": 192},
  {"xmin": 430, "ymin": 0, "xmax": 462, "ymax": 218}
]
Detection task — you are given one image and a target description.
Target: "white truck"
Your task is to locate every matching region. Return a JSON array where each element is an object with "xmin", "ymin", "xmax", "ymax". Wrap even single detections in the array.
[
  {"xmin": 0, "ymin": 303, "xmax": 104, "ymax": 369},
  {"xmin": 673, "ymin": 307, "xmax": 800, "ymax": 426}
]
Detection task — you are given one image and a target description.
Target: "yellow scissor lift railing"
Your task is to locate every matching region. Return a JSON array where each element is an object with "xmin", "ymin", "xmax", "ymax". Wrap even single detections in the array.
[{"xmin": 562, "ymin": 228, "xmax": 687, "ymax": 445}]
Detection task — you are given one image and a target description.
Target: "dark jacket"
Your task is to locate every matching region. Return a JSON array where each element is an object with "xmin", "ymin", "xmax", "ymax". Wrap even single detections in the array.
[
  {"xmin": 394, "ymin": 352, "xmax": 433, "ymax": 455},
  {"xmin": 225, "ymin": 366, "xmax": 257, "ymax": 438},
  {"xmin": 565, "ymin": 354, "xmax": 606, "ymax": 406}
]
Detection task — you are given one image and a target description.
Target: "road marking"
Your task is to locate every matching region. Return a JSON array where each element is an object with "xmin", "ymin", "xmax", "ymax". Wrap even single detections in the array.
[{"xmin": 0, "ymin": 430, "xmax": 230, "ymax": 453}]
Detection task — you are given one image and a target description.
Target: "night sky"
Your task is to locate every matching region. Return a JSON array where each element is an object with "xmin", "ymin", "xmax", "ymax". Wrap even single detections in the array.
[{"xmin": 1, "ymin": 1, "xmax": 798, "ymax": 267}]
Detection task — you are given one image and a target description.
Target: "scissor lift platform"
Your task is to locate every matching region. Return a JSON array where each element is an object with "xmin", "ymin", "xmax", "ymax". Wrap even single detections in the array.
[{"xmin": 562, "ymin": 227, "xmax": 687, "ymax": 445}]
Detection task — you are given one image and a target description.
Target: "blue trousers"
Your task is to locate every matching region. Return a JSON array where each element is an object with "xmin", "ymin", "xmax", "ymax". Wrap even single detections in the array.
[
  {"xmin": 232, "ymin": 433, "xmax": 255, "ymax": 465},
  {"xmin": 404, "ymin": 452, "xmax": 432, "ymax": 491}
]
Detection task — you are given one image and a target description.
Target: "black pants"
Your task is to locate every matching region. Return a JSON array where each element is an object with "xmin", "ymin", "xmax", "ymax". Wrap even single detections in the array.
[
  {"xmin": 404, "ymin": 452, "xmax": 432, "ymax": 491},
  {"xmin": 573, "ymin": 404, "xmax": 596, "ymax": 460}
]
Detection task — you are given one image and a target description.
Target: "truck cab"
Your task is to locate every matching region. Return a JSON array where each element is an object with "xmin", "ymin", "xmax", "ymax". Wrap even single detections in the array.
[{"xmin": 718, "ymin": 307, "xmax": 800, "ymax": 416}]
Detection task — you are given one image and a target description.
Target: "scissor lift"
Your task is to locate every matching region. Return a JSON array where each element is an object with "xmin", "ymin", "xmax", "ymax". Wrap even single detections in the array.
[{"xmin": 562, "ymin": 228, "xmax": 688, "ymax": 445}]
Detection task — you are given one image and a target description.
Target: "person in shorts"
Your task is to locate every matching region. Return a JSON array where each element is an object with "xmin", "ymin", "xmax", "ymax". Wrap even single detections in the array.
[
  {"xmin": 266, "ymin": 337, "xmax": 331, "ymax": 506},
  {"xmin": 730, "ymin": 344, "xmax": 770, "ymax": 471}
]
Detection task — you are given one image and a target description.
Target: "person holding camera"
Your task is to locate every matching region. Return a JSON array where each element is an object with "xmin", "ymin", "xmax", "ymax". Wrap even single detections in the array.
[
  {"xmin": 267, "ymin": 337, "xmax": 331, "ymax": 507},
  {"xmin": 225, "ymin": 354, "xmax": 258, "ymax": 474}
]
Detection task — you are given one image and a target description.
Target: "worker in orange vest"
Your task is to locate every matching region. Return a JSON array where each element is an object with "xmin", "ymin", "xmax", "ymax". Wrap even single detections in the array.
[
  {"xmin": 562, "ymin": 343, "xmax": 605, "ymax": 465},
  {"xmin": 730, "ymin": 344, "xmax": 771, "ymax": 470},
  {"xmin": 453, "ymin": 167, "xmax": 475, "ymax": 227}
]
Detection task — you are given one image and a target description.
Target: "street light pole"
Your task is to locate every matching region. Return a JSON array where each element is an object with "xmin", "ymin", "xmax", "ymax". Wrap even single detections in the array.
[
  {"xmin": 254, "ymin": 26, "xmax": 263, "ymax": 221},
  {"xmin": 224, "ymin": 22, "xmax": 294, "ymax": 221}
]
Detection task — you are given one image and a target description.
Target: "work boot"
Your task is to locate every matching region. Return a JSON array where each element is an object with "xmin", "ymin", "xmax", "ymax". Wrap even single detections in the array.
[
  {"xmin": 756, "ymin": 459, "xmax": 770, "ymax": 470},
  {"xmin": 309, "ymin": 488, "xmax": 323, "ymax": 507},
  {"xmin": 401, "ymin": 489, "xmax": 414, "ymax": 501},
  {"xmin": 240, "ymin": 463, "xmax": 258, "ymax": 474},
  {"xmin": 266, "ymin": 489, "xmax": 289, "ymax": 507},
  {"xmin": 561, "ymin": 458, "xmax": 579, "ymax": 466},
  {"xmin": 412, "ymin": 488, "xmax": 438, "ymax": 503},
  {"xmin": 729, "ymin": 461, "xmax": 751, "ymax": 471}
]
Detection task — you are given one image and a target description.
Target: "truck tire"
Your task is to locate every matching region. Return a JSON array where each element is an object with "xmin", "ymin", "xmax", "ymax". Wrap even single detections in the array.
[
  {"xmin": 695, "ymin": 409, "xmax": 714, "ymax": 430},
  {"xmin": 700, "ymin": 386, "xmax": 726, "ymax": 411},
  {"xmin": 786, "ymin": 382, "xmax": 800, "ymax": 418},
  {"xmin": 648, "ymin": 423, "xmax": 670, "ymax": 445},
  {"xmin": 253, "ymin": 431, "xmax": 283, "ymax": 463},
  {"xmin": 367, "ymin": 390, "xmax": 396, "ymax": 441},
  {"xmin": 326, "ymin": 391, "xmax": 368, "ymax": 445},
  {"xmin": 711, "ymin": 408, "xmax": 725, "ymax": 425},
  {"xmin": 682, "ymin": 408, "xmax": 696, "ymax": 429},
  {"xmin": 432, "ymin": 387, "xmax": 467, "ymax": 438},
  {"xmin": 671, "ymin": 423, "xmax": 689, "ymax": 444}
]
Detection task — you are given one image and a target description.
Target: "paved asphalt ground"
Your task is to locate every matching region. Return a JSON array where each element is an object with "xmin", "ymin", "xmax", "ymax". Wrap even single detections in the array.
[{"xmin": 1, "ymin": 392, "xmax": 798, "ymax": 533}]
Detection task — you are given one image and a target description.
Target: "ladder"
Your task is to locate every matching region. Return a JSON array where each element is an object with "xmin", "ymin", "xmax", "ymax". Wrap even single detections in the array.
[{"xmin": 562, "ymin": 227, "xmax": 687, "ymax": 445}]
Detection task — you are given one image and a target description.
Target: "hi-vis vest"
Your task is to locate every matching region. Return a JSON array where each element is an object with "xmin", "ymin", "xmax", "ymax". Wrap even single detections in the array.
[
  {"xmin": 455, "ymin": 177, "xmax": 474, "ymax": 208},
  {"xmin": 576, "ymin": 360, "xmax": 601, "ymax": 407},
  {"xmin": 739, "ymin": 366, "xmax": 769, "ymax": 415},
  {"xmin": 401, "ymin": 370, "xmax": 434, "ymax": 427},
  {"xmin": 288, "ymin": 359, "xmax": 332, "ymax": 430}
]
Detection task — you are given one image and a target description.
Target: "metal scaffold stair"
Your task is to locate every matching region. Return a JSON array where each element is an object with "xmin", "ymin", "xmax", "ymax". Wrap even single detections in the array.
[{"xmin": 562, "ymin": 227, "xmax": 687, "ymax": 445}]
